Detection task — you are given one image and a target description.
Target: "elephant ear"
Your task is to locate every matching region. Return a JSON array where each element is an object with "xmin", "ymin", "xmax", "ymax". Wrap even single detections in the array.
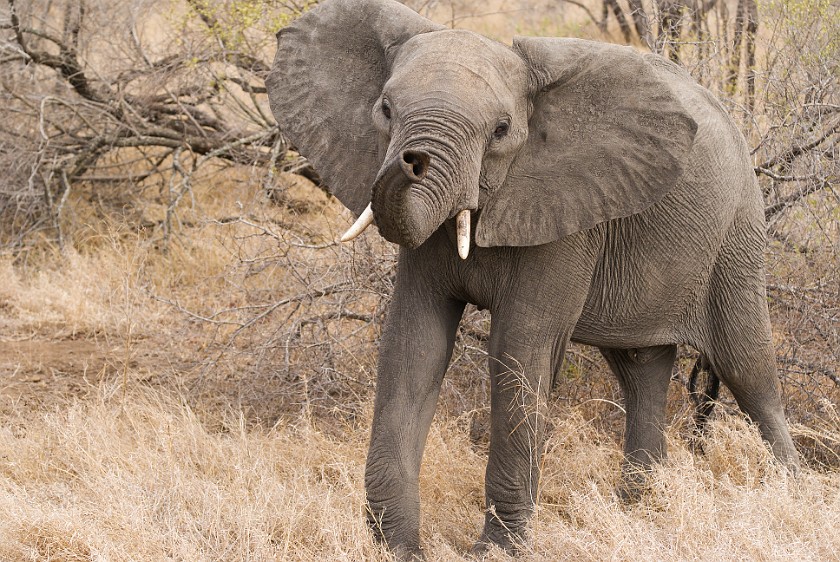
[
  {"xmin": 475, "ymin": 38, "xmax": 698, "ymax": 247},
  {"xmin": 266, "ymin": 0, "xmax": 443, "ymax": 216}
]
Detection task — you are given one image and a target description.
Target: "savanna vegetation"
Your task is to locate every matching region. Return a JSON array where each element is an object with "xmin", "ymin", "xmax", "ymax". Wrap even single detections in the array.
[{"xmin": 0, "ymin": 0, "xmax": 837, "ymax": 559}]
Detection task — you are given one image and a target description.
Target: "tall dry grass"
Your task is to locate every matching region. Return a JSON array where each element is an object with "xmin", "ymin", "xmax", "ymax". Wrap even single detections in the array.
[{"xmin": 0, "ymin": 383, "xmax": 838, "ymax": 561}]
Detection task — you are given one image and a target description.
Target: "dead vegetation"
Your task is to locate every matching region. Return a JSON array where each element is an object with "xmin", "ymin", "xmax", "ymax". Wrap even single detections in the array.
[
  {"xmin": 0, "ymin": 0, "xmax": 838, "ymax": 559},
  {"xmin": 0, "ymin": 373, "xmax": 838, "ymax": 560}
]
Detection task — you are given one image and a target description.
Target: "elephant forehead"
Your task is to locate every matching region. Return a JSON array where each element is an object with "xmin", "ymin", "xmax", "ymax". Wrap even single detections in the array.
[{"xmin": 391, "ymin": 30, "xmax": 527, "ymax": 105}]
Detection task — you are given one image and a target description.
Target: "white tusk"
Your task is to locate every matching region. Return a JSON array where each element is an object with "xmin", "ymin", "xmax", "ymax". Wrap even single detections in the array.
[
  {"xmin": 340, "ymin": 204, "xmax": 374, "ymax": 242},
  {"xmin": 456, "ymin": 209, "xmax": 470, "ymax": 260}
]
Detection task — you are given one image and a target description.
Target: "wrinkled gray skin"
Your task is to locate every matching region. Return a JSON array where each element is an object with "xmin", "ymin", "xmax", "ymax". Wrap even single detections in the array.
[{"xmin": 266, "ymin": 0, "xmax": 800, "ymax": 557}]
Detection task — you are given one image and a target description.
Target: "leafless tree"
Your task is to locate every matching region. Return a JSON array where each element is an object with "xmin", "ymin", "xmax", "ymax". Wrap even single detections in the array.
[
  {"xmin": 726, "ymin": 0, "xmax": 758, "ymax": 106},
  {"xmin": 0, "ymin": 0, "xmax": 317, "ymax": 248}
]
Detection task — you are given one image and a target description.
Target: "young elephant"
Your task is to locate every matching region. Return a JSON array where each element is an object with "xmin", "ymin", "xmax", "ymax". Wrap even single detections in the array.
[{"xmin": 266, "ymin": 0, "xmax": 800, "ymax": 556}]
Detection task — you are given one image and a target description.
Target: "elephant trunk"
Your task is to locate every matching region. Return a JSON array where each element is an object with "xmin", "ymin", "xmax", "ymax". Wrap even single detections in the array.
[
  {"xmin": 371, "ymin": 132, "xmax": 480, "ymax": 250},
  {"xmin": 371, "ymin": 149, "xmax": 443, "ymax": 248}
]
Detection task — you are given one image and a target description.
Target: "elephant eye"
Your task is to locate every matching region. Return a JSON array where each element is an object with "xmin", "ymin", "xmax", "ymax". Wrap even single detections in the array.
[
  {"xmin": 492, "ymin": 121, "xmax": 509, "ymax": 140},
  {"xmin": 382, "ymin": 99, "xmax": 391, "ymax": 120}
]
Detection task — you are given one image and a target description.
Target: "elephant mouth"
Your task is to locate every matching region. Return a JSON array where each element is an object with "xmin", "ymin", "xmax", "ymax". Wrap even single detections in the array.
[
  {"xmin": 340, "ymin": 146, "xmax": 476, "ymax": 258},
  {"xmin": 341, "ymin": 201, "xmax": 471, "ymax": 259}
]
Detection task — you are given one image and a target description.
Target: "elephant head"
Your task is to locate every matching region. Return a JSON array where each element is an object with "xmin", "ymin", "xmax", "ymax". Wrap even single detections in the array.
[{"xmin": 266, "ymin": 0, "xmax": 697, "ymax": 257}]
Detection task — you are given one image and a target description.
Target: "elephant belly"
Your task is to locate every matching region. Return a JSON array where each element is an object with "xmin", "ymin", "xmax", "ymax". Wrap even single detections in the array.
[{"xmin": 571, "ymin": 199, "xmax": 731, "ymax": 348}]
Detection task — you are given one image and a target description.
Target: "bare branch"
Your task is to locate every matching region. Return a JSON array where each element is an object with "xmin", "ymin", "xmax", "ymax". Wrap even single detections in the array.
[
  {"xmin": 557, "ymin": 0, "xmax": 603, "ymax": 29},
  {"xmin": 764, "ymin": 179, "xmax": 836, "ymax": 220},
  {"xmin": 758, "ymin": 118, "xmax": 840, "ymax": 170},
  {"xmin": 755, "ymin": 167, "xmax": 823, "ymax": 182},
  {"xmin": 9, "ymin": 0, "xmax": 109, "ymax": 104},
  {"xmin": 779, "ymin": 357, "xmax": 840, "ymax": 388}
]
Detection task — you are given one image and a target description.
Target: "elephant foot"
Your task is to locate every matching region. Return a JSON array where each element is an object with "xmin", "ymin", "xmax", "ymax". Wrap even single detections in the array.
[
  {"xmin": 615, "ymin": 482, "xmax": 643, "ymax": 504},
  {"xmin": 367, "ymin": 525, "xmax": 423, "ymax": 560},
  {"xmin": 365, "ymin": 497, "xmax": 423, "ymax": 560},
  {"xmin": 371, "ymin": 534, "xmax": 423, "ymax": 561},
  {"xmin": 471, "ymin": 511, "xmax": 528, "ymax": 557},
  {"xmin": 782, "ymin": 457, "xmax": 801, "ymax": 477},
  {"xmin": 616, "ymin": 463, "xmax": 653, "ymax": 503},
  {"xmin": 470, "ymin": 537, "xmax": 517, "ymax": 559},
  {"xmin": 392, "ymin": 544, "xmax": 425, "ymax": 561},
  {"xmin": 770, "ymin": 440, "xmax": 801, "ymax": 477},
  {"xmin": 469, "ymin": 539, "xmax": 496, "ymax": 559}
]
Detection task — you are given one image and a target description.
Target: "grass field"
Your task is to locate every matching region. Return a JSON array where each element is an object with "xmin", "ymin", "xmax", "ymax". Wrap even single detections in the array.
[
  {"xmin": 0, "ymin": 170, "xmax": 836, "ymax": 561},
  {"xmin": 1, "ymin": 382, "xmax": 838, "ymax": 561}
]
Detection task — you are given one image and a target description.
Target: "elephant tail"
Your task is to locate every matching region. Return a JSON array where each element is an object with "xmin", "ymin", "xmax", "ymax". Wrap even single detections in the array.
[{"xmin": 688, "ymin": 355, "xmax": 720, "ymax": 435}]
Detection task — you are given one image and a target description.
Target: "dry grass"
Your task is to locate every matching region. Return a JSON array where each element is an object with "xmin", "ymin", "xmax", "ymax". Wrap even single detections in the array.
[
  {"xmin": 0, "ymin": 383, "xmax": 838, "ymax": 561},
  {"xmin": 0, "ymin": 162, "xmax": 836, "ymax": 561}
]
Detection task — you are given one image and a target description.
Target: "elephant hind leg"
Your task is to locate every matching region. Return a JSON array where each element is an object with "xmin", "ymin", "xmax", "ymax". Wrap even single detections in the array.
[
  {"xmin": 699, "ymin": 323, "xmax": 799, "ymax": 469},
  {"xmin": 600, "ymin": 344, "xmax": 677, "ymax": 498},
  {"xmin": 699, "ymin": 233, "xmax": 800, "ymax": 471}
]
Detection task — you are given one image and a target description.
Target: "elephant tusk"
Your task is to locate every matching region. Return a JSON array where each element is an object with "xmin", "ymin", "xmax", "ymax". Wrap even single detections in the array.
[
  {"xmin": 340, "ymin": 203, "xmax": 374, "ymax": 242},
  {"xmin": 456, "ymin": 209, "xmax": 470, "ymax": 260}
]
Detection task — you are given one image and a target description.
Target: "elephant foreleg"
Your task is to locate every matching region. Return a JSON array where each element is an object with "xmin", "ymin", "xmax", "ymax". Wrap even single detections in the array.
[
  {"xmin": 477, "ymin": 335, "xmax": 558, "ymax": 553},
  {"xmin": 364, "ymin": 260, "xmax": 465, "ymax": 557},
  {"xmin": 476, "ymin": 237, "xmax": 600, "ymax": 552}
]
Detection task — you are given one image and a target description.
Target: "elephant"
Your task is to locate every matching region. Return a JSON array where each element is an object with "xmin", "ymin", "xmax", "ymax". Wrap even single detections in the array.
[{"xmin": 266, "ymin": 0, "xmax": 800, "ymax": 556}]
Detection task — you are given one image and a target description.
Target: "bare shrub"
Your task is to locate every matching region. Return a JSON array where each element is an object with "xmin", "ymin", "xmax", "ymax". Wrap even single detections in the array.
[
  {"xmin": 749, "ymin": 0, "xmax": 839, "ymax": 452},
  {"xmin": 0, "ymin": 0, "xmax": 317, "ymax": 249}
]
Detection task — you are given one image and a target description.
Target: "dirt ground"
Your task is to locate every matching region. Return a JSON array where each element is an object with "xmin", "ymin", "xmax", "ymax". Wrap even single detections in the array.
[{"xmin": 1, "ymin": 338, "xmax": 151, "ymax": 402}]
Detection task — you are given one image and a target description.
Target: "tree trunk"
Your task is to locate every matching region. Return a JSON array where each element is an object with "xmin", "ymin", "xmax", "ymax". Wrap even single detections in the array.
[
  {"xmin": 728, "ymin": 0, "xmax": 758, "ymax": 107},
  {"xmin": 627, "ymin": 0, "xmax": 654, "ymax": 48},
  {"xmin": 604, "ymin": 0, "xmax": 633, "ymax": 43}
]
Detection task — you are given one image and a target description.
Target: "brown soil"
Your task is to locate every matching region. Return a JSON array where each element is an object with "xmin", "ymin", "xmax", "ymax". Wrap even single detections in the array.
[{"xmin": 0, "ymin": 337, "xmax": 175, "ymax": 410}]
